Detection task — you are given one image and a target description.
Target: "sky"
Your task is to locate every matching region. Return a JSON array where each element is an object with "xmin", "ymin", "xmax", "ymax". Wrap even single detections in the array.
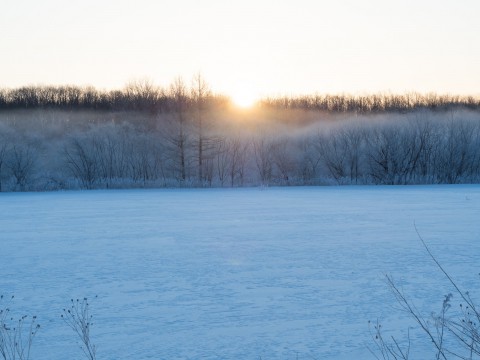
[{"xmin": 1, "ymin": 0, "xmax": 479, "ymax": 101}]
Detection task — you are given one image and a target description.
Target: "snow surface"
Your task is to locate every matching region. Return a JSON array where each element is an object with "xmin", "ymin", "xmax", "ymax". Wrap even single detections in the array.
[{"xmin": 1, "ymin": 185, "xmax": 480, "ymax": 359}]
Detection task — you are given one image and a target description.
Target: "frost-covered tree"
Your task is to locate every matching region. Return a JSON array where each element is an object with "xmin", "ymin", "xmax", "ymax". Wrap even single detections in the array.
[
  {"xmin": 64, "ymin": 135, "xmax": 100, "ymax": 189},
  {"xmin": 252, "ymin": 135, "xmax": 274, "ymax": 185},
  {"xmin": 6, "ymin": 143, "xmax": 37, "ymax": 191},
  {"xmin": 164, "ymin": 77, "xmax": 190, "ymax": 183}
]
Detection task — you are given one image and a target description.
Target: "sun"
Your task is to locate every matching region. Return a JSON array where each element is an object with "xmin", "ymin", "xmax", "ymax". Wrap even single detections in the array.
[{"xmin": 230, "ymin": 90, "xmax": 258, "ymax": 109}]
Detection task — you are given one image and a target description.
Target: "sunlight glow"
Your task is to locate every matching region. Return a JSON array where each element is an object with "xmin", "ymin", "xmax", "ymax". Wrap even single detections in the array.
[
  {"xmin": 0, "ymin": 1, "xmax": 479, "ymax": 94},
  {"xmin": 230, "ymin": 90, "xmax": 258, "ymax": 109}
]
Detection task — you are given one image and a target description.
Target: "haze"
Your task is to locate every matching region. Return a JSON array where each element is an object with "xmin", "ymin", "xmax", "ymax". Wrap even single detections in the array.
[{"xmin": 1, "ymin": 0, "xmax": 479, "ymax": 99}]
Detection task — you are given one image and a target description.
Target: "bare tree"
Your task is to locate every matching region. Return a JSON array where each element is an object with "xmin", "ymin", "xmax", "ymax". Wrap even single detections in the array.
[
  {"xmin": 252, "ymin": 135, "xmax": 274, "ymax": 185},
  {"xmin": 226, "ymin": 137, "xmax": 249, "ymax": 187},
  {"xmin": 315, "ymin": 123, "xmax": 366, "ymax": 184},
  {"xmin": 64, "ymin": 136, "xmax": 100, "ymax": 189},
  {"xmin": 191, "ymin": 73, "xmax": 213, "ymax": 185},
  {"xmin": 94, "ymin": 127, "xmax": 128, "ymax": 185},
  {"xmin": 364, "ymin": 121, "xmax": 425, "ymax": 185},
  {"xmin": 123, "ymin": 78, "xmax": 161, "ymax": 112},
  {"xmin": 214, "ymin": 138, "xmax": 230, "ymax": 186},
  {"xmin": 436, "ymin": 118, "xmax": 480, "ymax": 184},
  {"xmin": 340, "ymin": 125, "xmax": 365, "ymax": 184},
  {"xmin": 316, "ymin": 130, "xmax": 349, "ymax": 183},
  {"xmin": 6, "ymin": 144, "xmax": 37, "ymax": 191},
  {"xmin": 409, "ymin": 114, "xmax": 440, "ymax": 183},
  {"xmin": 0, "ymin": 142, "xmax": 7, "ymax": 192},
  {"xmin": 271, "ymin": 138, "xmax": 296, "ymax": 183},
  {"xmin": 295, "ymin": 135, "xmax": 321, "ymax": 184},
  {"xmin": 127, "ymin": 132, "xmax": 166, "ymax": 186},
  {"xmin": 164, "ymin": 77, "xmax": 190, "ymax": 183}
]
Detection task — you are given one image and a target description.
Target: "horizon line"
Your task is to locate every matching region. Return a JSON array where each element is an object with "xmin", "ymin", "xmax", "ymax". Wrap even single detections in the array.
[{"xmin": 1, "ymin": 82, "xmax": 480, "ymax": 99}]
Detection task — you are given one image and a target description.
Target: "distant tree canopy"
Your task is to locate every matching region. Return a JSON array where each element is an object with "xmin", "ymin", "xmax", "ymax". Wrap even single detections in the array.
[
  {"xmin": 0, "ymin": 80, "xmax": 229, "ymax": 113},
  {"xmin": 259, "ymin": 93, "xmax": 480, "ymax": 113},
  {"xmin": 1, "ymin": 78, "xmax": 480, "ymax": 191},
  {"xmin": 0, "ymin": 81, "xmax": 479, "ymax": 113}
]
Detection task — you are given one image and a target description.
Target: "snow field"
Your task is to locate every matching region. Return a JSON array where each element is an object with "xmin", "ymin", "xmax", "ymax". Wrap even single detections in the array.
[{"xmin": 1, "ymin": 186, "xmax": 480, "ymax": 359}]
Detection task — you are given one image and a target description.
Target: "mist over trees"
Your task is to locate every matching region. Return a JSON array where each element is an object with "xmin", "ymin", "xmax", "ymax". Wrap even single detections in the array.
[{"xmin": 0, "ymin": 78, "xmax": 479, "ymax": 191}]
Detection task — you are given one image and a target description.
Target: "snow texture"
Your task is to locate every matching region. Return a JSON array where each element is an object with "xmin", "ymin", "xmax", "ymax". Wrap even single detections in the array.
[{"xmin": 1, "ymin": 185, "xmax": 480, "ymax": 359}]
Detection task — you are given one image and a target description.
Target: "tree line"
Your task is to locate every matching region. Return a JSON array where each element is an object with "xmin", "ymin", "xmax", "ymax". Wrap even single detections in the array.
[
  {"xmin": 1, "ymin": 79, "xmax": 479, "ymax": 113},
  {"xmin": 0, "ymin": 79, "xmax": 228, "ymax": 113},
  {"xmin": 0, "ymin": 105, "xmax": 480, "ymax": 191},
  {"xmin": 1, "ymin": 76, "xmax": 480, "ymax": 191},
  {"xmin": 259, "ymin": 92, "xmax": 480, "ymax": 113}
]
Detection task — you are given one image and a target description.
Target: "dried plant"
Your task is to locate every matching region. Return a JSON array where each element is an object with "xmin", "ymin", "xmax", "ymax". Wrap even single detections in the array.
[
  {"xmin": 0, "ymin": 295, "xmax": 40, "ymax": 360},
  {"xmin": 371, "ymin": 225, "xmax": 480, "ymax": 359},
  {"xmin": 61, "ymin": 297, "xmax": 96, "ymax": 360}
]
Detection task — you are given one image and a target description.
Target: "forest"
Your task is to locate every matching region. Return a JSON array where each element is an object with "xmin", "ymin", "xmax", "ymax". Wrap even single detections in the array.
[{"xmin": 1, "ymin": 78, "xmax": 480, "ymax": 191}]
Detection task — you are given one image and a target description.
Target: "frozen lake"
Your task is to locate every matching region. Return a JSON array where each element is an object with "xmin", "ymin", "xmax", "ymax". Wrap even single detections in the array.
[{"xmin": 1, "ymin": 186, "xmax": 480, "ymax": 359}]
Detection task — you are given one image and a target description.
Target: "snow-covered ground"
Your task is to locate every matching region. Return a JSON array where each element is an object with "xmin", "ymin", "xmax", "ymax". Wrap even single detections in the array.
[{"xmin": 1, "ymin": 186, "xmax": 479, "ymax": 359}]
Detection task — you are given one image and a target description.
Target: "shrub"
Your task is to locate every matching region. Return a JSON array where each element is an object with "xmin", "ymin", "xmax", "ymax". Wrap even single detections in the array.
[
  {"xmin": 0, "ymin": 295, "xmax": 40, "ymax": 360},
  {"xmin": 370, "ymin": 226, "xmax": 480, "ymax": 359},
  {"xmin": 61, "ymin": 297, "xmax": 97, "ymax": 360}
]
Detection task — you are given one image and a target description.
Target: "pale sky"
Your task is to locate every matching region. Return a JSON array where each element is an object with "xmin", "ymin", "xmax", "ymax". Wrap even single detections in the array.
[{"xmin": 1, "ymin": 0, "xmax": 479, "ymax": 100}]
